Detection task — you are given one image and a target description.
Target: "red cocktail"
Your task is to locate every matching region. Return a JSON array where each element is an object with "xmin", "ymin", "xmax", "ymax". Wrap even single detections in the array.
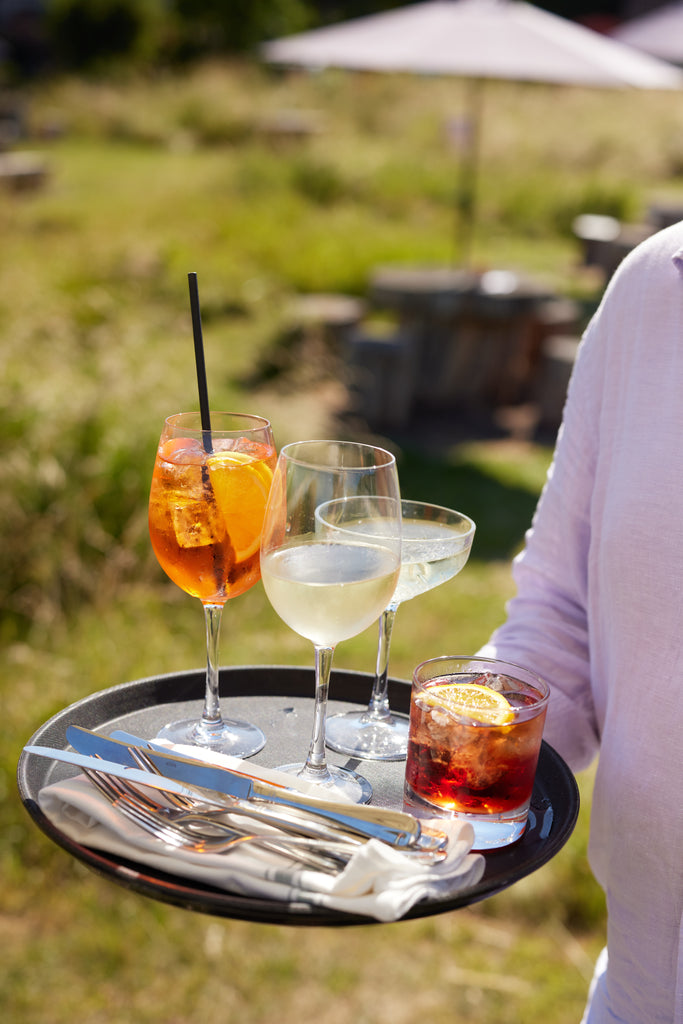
[{"xmin": 404, "ymin": 656, "xmax": 549, "ymax": 848}]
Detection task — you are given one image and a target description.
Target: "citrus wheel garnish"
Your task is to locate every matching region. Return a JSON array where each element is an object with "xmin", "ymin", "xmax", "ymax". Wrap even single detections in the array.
[
  {"xmin": 421, "ymin": 682, "xmax": 514, "ymax": 725},
  {"xmin": 206, "ymin": 450, "xmax": 274, "ymax": 562}
]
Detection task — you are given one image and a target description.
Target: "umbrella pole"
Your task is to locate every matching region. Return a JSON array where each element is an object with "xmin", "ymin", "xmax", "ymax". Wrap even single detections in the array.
[{"xmin": 456, "ymin": 77, "xmax": 484, "ymax": 267}]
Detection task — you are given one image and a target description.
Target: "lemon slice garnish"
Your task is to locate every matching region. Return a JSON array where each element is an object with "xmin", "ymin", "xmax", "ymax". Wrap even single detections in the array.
[
  {"xmin": 207, "ymin": 450, "xmax": 274, "ymax": 562},
  {"xmin": 421, "ymin": 682, "xmax": 514, "ymax": 725}
]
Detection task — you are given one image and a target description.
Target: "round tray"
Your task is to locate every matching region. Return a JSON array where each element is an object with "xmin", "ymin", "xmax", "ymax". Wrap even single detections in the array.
[{"xmin": 17, "ymin": 666, "xmax": 579, "ymax": 927}]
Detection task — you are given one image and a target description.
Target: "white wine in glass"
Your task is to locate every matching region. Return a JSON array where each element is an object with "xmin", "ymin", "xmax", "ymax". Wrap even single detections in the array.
[
  {"xmin": 323, "ymin": 499, "xmax": 475, "ymax": 760},
  {"xmin": 260, "ymin": 440, "xmax": 402, "ymax": 803}
]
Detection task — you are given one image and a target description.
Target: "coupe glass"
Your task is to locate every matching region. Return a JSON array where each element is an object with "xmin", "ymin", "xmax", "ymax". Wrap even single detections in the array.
[
  {"xmin": 148, "ymin": 411, "xmax": 276, "ymax": 756},
  {"xmin": 260, "ymin": 440, "xmax": 402, "ymax": 802},
  {"xmin": 323, "ymin": 500, "xmax": 475, "ymax": 760}
]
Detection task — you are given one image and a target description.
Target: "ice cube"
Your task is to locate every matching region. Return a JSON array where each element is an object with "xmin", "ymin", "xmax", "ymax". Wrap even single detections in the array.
[
  {"xmin": 171, "ymin": 496, "xmax": 227, "ymax": 549},
  {"xmin": 211, "ymin": 438, "xmax": 239, "ymax": 454},
  {"xmin": 464, "ymin": 758, "xmax": 504, "ymax": 791},
  {"xmin": 426, "ymin": 707, "xmax": 455, "ymax": 742},
  {"xmin": 505, "ymin": 691, "xmax": 536, "ymax": 708},
  {"xmin": 483, "ymin": 672, "xmax": 507, "ymax": 693},
  {"xmin": 161, "ymin": 438, "xmax": 205, "ymax": 464},
  {"xmin": 452, "ymin": 731, "xmax": 506, "ymax": 790},
  {"xmin": 159, "ymin": 457, "xmax": 206, "ymax": 503}
]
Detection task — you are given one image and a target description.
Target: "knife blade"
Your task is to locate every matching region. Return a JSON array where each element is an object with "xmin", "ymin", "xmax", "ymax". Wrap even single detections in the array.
[
  {"xmin": 27, "ymin": 739, "xmax": 358, "ymax": 849},
  {"xmin": 62, "ymin": 726, "xmax": 421, "ymax": 848},
  {"xmin": 106, "ymin": 730, "xmax": 444, "ymax": 851},
  {"xmin": 25, "ymin": 746, "xmax": 238, "ymax": 803},
  {"xmin": 63, "ymin": 728, "xmax": 361, "ymax": 846}
]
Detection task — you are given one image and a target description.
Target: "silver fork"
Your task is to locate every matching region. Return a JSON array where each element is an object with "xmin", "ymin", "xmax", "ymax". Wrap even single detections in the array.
[
  {"xmin": 125, "ymin": 745, "xmax": 365, "ymax": 849},
  {"xmin": 115, "ymin": 734, "xmax": 449, "ymax": 855},
  {"xmin": 83, "ymin": 766, "xmax": 448, "ymax": 867},
  {"xmin": 91, "ymin": 763, "xmax": 350, "ymax": 847},
  {"xmin": 127, "ymin": 746, "xmax": 195, "ymax": 810},
  {"xmin": 107, "ymin": 755, "xmax": 449, "ymax": 860},
  {"xmin": 83, "ymin": 768, "xmax": 351, "ymax": 873}
]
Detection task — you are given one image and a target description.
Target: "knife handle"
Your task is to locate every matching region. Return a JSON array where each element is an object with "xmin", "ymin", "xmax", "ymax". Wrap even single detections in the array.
[
  {"xmin": 252, "ymin": 785, "xmax": 420, "ymax": 847},
  {"xmin": 199, "ymin": 798, "xmax": 363, "ymax": 847},
  {"xmin": 106, "ymin": 728, "xmax": 421, "ymax": 848}
]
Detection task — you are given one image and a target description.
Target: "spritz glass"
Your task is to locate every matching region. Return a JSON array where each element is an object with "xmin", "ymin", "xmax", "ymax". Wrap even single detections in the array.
[
  {"xmin": 260, "ymin": 440, "xmax": 401, "ymax": 803},
  {"xmin": 148, "ymin": 411, "xmax": 276, "ymax": 756},
  {"xmin": 322, "ymin": 500, "xmax": 475, "ymax": 760}
]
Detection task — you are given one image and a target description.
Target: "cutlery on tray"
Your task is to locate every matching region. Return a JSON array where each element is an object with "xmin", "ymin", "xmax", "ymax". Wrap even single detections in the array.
[
  {"xmin": 64, "ymin": 725, "xmax": 439, "ymax": 849},
  {"xmin": 83, "ymin": 766, "xmax": 355, "ymax": 873},
  {"xmin": 25, "ymin": 730, "xmax": 448, "ymax": 855}
]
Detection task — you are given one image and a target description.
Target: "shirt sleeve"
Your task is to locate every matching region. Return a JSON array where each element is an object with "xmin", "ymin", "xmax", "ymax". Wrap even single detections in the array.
[{"xmin": 479, "ymin": 302, "xmax": 606, "ymax": 772}]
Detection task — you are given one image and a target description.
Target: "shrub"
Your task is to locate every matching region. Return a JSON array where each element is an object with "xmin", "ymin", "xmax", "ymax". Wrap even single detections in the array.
[
  {"xmin": 47, "ymin": 0, "xmax": 166, "ymax": 71},
  {"xmin": 0, "ymin": 396, "xmax": 155, "ymax": 637},
  {"xmin": 289, "ymin": 157, "xmax": 347, "ymax": 205},
  {"xmin": 169, "ymin": 0, "xmax": 313, "ymax": 58}
]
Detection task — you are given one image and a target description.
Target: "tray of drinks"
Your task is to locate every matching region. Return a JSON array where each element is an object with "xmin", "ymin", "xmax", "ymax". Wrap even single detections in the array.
[{"xmin": 17, "ymin": 666, "xmax": 580, "ymax": 926}]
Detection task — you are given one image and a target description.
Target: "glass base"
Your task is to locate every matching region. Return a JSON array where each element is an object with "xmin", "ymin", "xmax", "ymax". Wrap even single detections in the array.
[
  {"xmin": 156, "ymin": 717, "xmax": 266, "ymax": 759},
  {"xmin": 276, "ymin": 762, "xmax": 373, "ymax": 804},
  {"xmin": 325, "ymin": 709, "xmax": 409, "ymax": 761},
  {"xmin": 404, "ymin": 782, "xmax": 529, "ymax": 850}
]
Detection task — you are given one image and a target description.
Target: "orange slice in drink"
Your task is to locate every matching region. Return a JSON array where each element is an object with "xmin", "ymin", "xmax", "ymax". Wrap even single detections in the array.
[
  {"xmin": 421, "ymin": 682, "xmax": 514, "ymax": 725},
  {"xmin": 206, "ymin": 450, "xmax": 274, "ymax": 563}
]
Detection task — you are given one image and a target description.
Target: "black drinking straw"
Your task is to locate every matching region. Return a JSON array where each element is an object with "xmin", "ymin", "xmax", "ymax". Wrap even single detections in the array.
[{"xmin": 188, "ymin": 272, "xmax": 213, "ymax": 453}]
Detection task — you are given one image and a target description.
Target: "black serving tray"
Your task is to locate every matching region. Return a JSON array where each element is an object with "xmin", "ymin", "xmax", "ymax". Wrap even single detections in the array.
[{"xmin": 17, "ymin": 666, "xmax": 579, "ymax": 926}]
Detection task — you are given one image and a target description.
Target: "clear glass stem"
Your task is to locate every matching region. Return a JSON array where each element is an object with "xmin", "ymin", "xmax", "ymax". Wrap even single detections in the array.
[
  {"xmin": 301, "ymin": 645, "xmax": 336, "ymax": 784},
  {"xmin": 367, "ymin": 604, "xmax": 399, "ymax": 721},
  {"xmin": 201, "ymin": 603, "xmax": 224, "ymax": 730}
]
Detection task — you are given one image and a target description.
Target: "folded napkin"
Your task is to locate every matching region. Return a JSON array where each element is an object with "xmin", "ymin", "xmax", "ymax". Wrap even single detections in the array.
[{"xmin": 38, "ymin": 761, "xmax": 485, "ymax": 923}]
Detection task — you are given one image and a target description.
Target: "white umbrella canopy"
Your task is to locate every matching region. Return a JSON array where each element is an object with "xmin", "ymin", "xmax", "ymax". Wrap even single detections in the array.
[
  {"xmin": 262, "ymin": 0, "xmax": 683, "ymax": 88},
  {"xmin": 262, "ymin": 0, "xmax": 683, "ymax": 260},
  {"xmin": 611, "ymin": 2, "xmax": 683, "ymax": 67}
]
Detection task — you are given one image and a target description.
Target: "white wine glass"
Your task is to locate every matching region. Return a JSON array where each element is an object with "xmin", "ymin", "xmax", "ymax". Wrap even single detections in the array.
[
  {"xmin": 322, "ymin": 499, "xmax": 475, "ymax": 760},
  {"xmin": 260, "ymin": 440, "xmax": 402, "ymax": 803}
]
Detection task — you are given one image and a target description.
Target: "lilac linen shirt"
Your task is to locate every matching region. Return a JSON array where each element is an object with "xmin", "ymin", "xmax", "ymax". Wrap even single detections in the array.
[{"xmin": 482, "ymin": 221, "xmax": 683, "ymax": 1023}]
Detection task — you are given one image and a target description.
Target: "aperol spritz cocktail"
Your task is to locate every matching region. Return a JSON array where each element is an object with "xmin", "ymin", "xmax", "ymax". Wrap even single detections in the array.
[{"xmin": 149, "ymin": 412, "xmax": 276, "ymax": 755}]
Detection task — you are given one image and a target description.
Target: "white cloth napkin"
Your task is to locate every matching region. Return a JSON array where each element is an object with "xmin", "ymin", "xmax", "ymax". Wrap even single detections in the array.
[{"xmin": 38, "ymin": 761, "xmax": 485, "ymax": 923}]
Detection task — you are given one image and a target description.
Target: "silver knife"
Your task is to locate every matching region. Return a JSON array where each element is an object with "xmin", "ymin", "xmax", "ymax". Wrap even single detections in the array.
[
  {"xmin": 104, "ymin": 730, "xmax": 449, "ymax": 852},
  {"xmin": 26, "ymin": 744, "xmax": 359, "ymax": 851},
  {"xmin": 57, "ymin": 727, "xmax": 422, "ymax": 848},
  {"xmin": 64, "ymin": 728, "xmax": 362, "ymax": 846},
  {"xmin": 25, "ymin": 746, "xmax": 237, "ymax": 803}
]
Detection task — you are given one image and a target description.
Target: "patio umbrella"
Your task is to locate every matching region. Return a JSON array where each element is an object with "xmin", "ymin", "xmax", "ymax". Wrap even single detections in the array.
[
  {"xmin": 611, "ymin": 2, "xmax": 683, "ymax": 67},
  {"xmin": 262, "ymin": 0, "xmax": 683, "ymax": 260}
]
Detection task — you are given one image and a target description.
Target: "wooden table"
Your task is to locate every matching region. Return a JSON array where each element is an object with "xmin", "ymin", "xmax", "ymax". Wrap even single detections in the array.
[{"xmin": 348, "ymin": 265, "xmax": 562, "ymax": 426}]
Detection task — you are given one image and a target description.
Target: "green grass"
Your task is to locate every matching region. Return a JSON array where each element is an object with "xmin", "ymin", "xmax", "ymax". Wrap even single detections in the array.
[{"xmin": 1, "ymin": 57, "xmax": 656, "ymax": 1021}]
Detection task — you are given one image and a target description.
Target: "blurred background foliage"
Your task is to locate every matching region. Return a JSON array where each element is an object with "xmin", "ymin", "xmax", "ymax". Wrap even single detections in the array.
[
  {"xmin": 2, "ymin": 0, "xmax": 636, "ymax": 79},
  {"xmin": 44, "ymin": 0, "xmax": 314, "ymax": 71}
]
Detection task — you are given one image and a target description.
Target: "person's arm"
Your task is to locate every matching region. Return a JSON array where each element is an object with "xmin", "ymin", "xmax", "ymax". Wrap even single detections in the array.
[{"xmin": 480, "ymin": 310, "xmax": 605, "ymax": 772}]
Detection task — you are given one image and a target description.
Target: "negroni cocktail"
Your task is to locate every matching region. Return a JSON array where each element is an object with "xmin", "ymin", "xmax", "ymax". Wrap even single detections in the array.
[{"xmin": 404, "ymin": 656, "xmax": 549, "ymax": 848}]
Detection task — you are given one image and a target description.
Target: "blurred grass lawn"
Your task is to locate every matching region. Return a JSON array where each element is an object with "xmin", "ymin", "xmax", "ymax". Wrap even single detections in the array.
[{"xmin": 6, "ymin": 58, "xmax": 672, "ymax": 1021}]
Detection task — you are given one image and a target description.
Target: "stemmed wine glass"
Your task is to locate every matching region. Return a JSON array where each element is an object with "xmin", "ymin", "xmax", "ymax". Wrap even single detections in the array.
[
  {"xmin": 148, "ymin": 411, "xmax": 276, "ymax": 756},
  {"xmin": 260, "ymin": 440, "xmax": 402, "ymax": 803},
  {"xmin": 323, "ymin": 499, "xmax": 475, "ymax": 760}
]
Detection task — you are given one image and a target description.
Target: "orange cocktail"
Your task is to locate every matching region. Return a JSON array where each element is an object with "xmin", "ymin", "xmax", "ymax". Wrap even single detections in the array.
[
  {"xmin": 148, "ymin": 412, "xmax": 276, "ymax": 756},
  {"xmin": 149, "ymin": 436, "xmax": 276, "ymax": 604}
]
